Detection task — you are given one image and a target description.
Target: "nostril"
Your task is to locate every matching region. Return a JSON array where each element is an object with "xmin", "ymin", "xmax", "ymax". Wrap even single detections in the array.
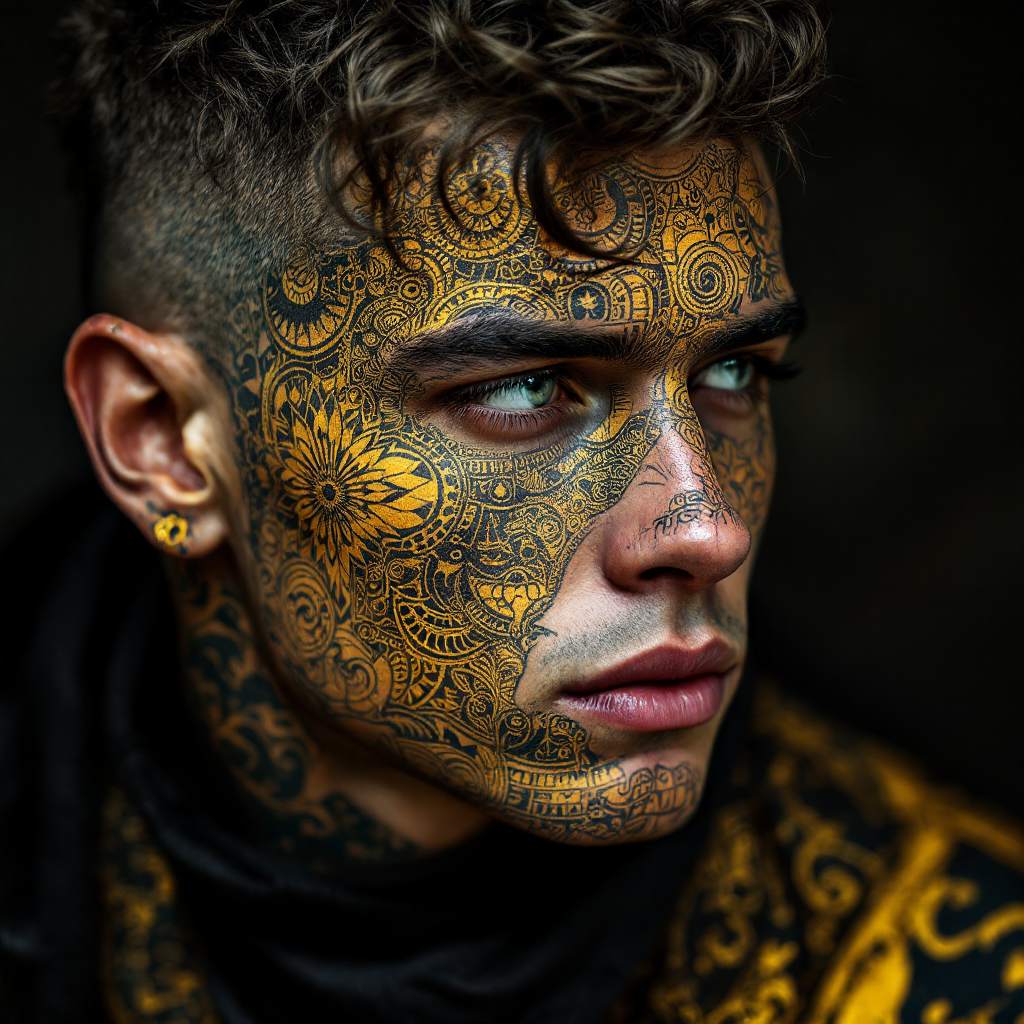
[{"xmin": 637, "ymin": 566, "xmax": 695, "ymax": 582}]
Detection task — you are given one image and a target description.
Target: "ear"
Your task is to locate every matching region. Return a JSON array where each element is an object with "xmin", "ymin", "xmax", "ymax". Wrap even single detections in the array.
[{"xmin": 64, "ymin": 314, "xmax": 235, "ymax": 557}]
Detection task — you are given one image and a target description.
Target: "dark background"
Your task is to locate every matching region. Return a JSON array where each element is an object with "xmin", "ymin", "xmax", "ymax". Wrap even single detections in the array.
[{"xmin": 2, "ymin": 3, "xmax": 1021, "ymax": 814}]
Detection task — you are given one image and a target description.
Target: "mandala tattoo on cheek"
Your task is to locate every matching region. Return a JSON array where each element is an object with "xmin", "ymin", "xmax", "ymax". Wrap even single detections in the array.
[{"xmin": 214, "ymin": 141, "xmax": 787, "ymax": 845}]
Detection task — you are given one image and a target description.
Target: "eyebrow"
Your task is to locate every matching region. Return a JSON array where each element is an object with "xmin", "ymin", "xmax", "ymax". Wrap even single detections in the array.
[
  {"xmin": 388, "ymin": 300, "xmax": 806, "ymax": 376},
  {"xmin": 693, "ymin": 300, "xmax": 807, "ymax": 364}
]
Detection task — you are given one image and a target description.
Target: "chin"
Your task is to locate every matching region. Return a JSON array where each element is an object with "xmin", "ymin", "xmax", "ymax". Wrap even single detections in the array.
[{"xmin": 480, "ymin": 748, "xmax": 710, "ymax": 847}]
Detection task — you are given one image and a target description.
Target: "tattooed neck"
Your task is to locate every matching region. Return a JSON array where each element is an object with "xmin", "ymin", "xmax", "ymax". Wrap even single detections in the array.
[{"xmin": 166, "ymin": 553, "xmax": 487, "ymax": 870}]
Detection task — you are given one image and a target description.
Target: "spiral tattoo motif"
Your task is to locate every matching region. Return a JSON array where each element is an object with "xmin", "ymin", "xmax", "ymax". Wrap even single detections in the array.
[
  {"xmin": 678, "ymin": 241, "xmax": 742, "ymax": 317},
  {"xmin": 426, "ymin": 150, "xmax": 529, "ymax": 258},
  {"xmin": 278, "ymin": 561, "xmax": 336, "ymax": 660}
]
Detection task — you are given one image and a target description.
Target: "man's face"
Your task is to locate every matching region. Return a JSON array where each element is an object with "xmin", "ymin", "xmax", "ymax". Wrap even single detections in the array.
[{"xmin": 226, "ymin": 138, "xmax": 797, "ymax": 845}]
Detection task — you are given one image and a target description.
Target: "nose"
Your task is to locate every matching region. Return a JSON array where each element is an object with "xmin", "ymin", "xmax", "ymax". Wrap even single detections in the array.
[{"xmin": 599, "ymin": 424, "xmax": 751, "ymax": 593}]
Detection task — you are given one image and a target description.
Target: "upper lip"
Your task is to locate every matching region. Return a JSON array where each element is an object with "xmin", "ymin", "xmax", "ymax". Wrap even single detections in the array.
[{"xmin": 559, "ymin": 640, "xmax": 737, "ymax": 696}]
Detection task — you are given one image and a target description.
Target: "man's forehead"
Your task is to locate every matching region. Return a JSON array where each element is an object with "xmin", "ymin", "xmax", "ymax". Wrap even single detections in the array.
[
  {"xmin": 396, "ymin": 137, "xmax": 771, "ymax": 248},
  {"xmin": 389, "ymin": 133, "xmax": 768, "ymax": 209},
  {"xmin": 263, "ymin": 138, "xmax": 787, "ymax": 359}
]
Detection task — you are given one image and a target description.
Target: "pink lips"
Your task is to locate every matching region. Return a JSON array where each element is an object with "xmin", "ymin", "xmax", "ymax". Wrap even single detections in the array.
[{"xmin": 557, "ymin": 643, "xmax": 733, "ymax": 733}]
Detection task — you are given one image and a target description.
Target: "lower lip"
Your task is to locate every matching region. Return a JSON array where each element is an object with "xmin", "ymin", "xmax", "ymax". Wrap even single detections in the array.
[{"xmin": 559, "ymin": 674, "xmax": 725, "ymax": 732}]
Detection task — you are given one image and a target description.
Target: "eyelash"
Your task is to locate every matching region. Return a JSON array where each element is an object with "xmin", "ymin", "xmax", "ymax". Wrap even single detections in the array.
[
  {"xmin": 443, "ymin": 371, "xmax": 578, "ymax": 434},
  {"xmin": 443, "ymin": 355, "xmax": 801, "ymax": 436},
  {"xmin": 690, "ymin": 355, "xmax": 800, "ymax": 410},
  {"xmin": 459, "ymin": 371, "xmax": 563, "ymax": 404},
  {"xmin": 742, "ymin": 355, "xmax": 801, "ymax": 384},
  {"xmin": 692, "ymin": 354, "xmax": 801, "ymax": 386}
]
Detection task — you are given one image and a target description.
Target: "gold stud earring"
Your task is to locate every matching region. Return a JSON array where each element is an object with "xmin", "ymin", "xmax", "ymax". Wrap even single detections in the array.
[{"xmin": 153, "ymin": 512, "xmax": 189, "ymax": 547}]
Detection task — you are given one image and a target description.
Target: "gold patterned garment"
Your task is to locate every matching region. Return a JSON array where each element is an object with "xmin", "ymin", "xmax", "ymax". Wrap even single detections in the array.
[
  {"xmin": 615, "ymin": 686, "xmax": 1024, "ymax": 1024},
  {"xmin": 100, "ymin": 789, "xmax": 219, "ymax": 1024},
  {"xmin": 100, "ymin": 685, "xmax": 1024, "ymax": 1024}
]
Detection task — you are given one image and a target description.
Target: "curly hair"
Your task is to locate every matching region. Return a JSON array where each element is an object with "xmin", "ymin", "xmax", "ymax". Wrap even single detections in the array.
[{"xmin": 54, "ymin": 0, "xmax": 827, "ymax": 343}]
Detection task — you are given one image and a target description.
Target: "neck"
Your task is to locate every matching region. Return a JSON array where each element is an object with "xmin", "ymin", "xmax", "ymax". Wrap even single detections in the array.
[{"xmin": 167, "ymin": 551, "xmax": 490, "ymax": 871}]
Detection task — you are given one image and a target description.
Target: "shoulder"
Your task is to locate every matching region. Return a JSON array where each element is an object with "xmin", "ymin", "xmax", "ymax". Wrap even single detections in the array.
[
  {"xmin": 635, "ymin": 682, "xmax": 1024, "ymax": 1023},
  {"xmin": 753, "ymin": 683, "xmax": 1024, "ymax": 1020}
]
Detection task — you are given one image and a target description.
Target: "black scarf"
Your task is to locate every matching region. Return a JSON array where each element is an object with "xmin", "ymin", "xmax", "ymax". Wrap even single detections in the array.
[{"xmin": 1, "ymin": 483, "xmax": 750, "ymax": 1024}]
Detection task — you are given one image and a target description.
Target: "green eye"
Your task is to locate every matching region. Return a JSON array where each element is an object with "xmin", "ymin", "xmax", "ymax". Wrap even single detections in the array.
[
  {"xmin": 693, "ymin": 358, "xmax": 755, "ymax": 392},
  {"xmin": 480, "ymin": 375, "xmax": 556, "ymax": 411}
]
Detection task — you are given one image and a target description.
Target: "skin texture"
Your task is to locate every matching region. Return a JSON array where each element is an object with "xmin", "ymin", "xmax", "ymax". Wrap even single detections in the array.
[{"xmin": 66, "ymin": 137, "xmax": 798, "ymax": 867}]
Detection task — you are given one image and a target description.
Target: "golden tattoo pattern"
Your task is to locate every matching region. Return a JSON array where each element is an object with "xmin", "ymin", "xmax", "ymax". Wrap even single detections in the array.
[
  {"xmin": 215, "ymin": 140, "xmax": 785, "ymax": 843},
  {"xmin": 173, "ymin": 559, "xmax": 418, "ymax": 865}
]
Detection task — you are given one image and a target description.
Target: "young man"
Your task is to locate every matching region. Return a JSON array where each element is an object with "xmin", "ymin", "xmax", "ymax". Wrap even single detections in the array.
[{"xmin": 2, "ymin": 2, "xmax": 1021, "ymax": 1021}]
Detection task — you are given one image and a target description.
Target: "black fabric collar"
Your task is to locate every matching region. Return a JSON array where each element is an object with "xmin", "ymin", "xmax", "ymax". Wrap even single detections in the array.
[{"xmin": 7, "ymin": 488, "xmax": 752, "ymax": 1024}]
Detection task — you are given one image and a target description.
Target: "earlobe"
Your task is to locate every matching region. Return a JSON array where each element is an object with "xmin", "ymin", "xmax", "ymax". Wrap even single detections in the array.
[{"xmin": 64, "ymin": 314, "xmax": 232, "ymax": 557}]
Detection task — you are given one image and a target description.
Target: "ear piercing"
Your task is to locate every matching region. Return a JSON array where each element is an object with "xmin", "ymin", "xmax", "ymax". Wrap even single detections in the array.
[{"xmin": 153, "ymin": 512, "xmax": 189, "ymax": 547}]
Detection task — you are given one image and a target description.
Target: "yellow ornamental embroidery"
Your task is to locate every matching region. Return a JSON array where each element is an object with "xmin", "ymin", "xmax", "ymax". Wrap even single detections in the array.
[
  {"xmin": 910, "ymin": 875, "xmax": 1024, "ymax": 962},
  {"xmin": 1003, "ymin": 946, "xmax": 1024, "ymax": 990},
  {"xmin": 631, "ymin": 690, "xmax": 1024, "ymax": 1023},
  {"xmin": 100, "ymin": 788, "xmax": 219, "ymax": 1023}
]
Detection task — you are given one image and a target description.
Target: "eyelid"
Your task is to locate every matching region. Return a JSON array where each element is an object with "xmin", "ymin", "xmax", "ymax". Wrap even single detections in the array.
[
  {"xmin": 442, "ymin": 366, "xmax": 575, "ymax": 408},
  {"xmin": 691, "ymin": 350, "xmax": 800, "ymax": 385},
  {"xmin": 432, "ymin": 365, "xmax": 607, "ymax": 448}
]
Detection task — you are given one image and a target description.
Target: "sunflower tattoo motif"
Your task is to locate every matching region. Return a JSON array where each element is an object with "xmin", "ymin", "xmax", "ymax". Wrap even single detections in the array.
[{"xmin": 267, "ymin": 377, "xmax": 439, "ymax": 593}]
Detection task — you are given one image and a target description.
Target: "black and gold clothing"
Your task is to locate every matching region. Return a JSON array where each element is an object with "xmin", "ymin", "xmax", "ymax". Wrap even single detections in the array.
[
  {"xmin": 619, "ymin": 689, "xmax": 1024, "ymax": 1023},
  {"xmin": 97, "ymin": 695, "xmax": 1024, "ymax": 1024},
  {"xmin": 3, "ymin": 488, "xmax": 1022, "ymax": 1023}
]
